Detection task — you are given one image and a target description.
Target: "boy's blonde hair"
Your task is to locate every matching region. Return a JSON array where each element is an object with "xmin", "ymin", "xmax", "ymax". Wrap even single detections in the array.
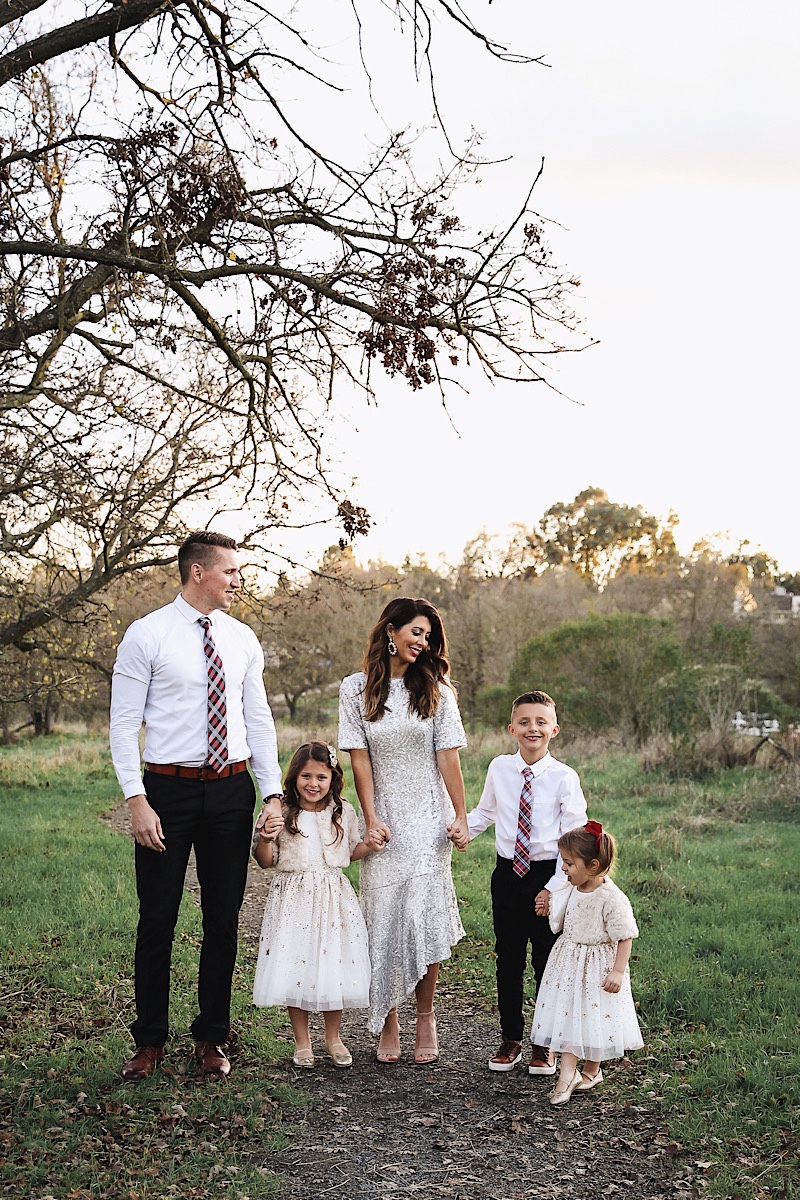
[{"xmin": 510, "ymin": 690, "xmax": 557, "ymax": 720}]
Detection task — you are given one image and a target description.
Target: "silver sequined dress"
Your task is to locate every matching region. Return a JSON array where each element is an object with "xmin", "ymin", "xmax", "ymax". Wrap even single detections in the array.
[{"xmin": 338, "ymin": 672, "xmax": 467, "ymax": 1033}]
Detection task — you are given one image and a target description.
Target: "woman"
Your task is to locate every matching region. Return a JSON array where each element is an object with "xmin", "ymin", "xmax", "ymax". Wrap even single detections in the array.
[{"xmin": 338, "ymin": 596, "xmax": 469, "ymax": 1065}]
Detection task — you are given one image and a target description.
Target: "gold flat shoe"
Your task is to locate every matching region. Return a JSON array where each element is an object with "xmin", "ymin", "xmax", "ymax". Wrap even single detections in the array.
[
  {"xmin": 549, "ymin": 1069, "xmax": 583, "ymax": 1106},
  {"xmin": 292, "ymin": 1047, "xmax": 315, "ymax": 1068},
  {"xmin": 325, "ymin": 1040, "xmax": 353, "ymax": 1068},
  {"xmin": 575, "ymin": 1067, "xmax": 603, "ymax": 1091}
]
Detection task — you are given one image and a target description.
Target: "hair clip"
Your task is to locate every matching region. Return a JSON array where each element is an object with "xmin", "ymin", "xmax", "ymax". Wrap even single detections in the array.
[
  {"xmin": 327, "ymin": 744, "xmax": 338, "ymax": 769},
  {"xmin": 585, "ymin": 819, "xmax": 603, "ymax": 849}
]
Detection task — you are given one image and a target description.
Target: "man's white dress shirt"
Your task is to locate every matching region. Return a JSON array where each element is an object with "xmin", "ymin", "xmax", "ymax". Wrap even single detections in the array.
[
  {"xmin": 466, "ymin": 750, "xmax": 588, "ymax": 892},
  {"xmin": 110, "ymin": 593, "xmax": 282, "ymax": 800}
]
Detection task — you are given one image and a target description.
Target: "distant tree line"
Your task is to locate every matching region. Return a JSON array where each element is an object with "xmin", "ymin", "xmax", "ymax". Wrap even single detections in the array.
[{"xmin": 2, "ymin": 488, "xmax": 798, "ymax": 753}]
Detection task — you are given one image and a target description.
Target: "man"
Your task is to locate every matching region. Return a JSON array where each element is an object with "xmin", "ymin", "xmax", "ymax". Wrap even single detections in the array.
[{"xmin": 110, "ymin": 531, "xmax": 284, "ymax": 1080}]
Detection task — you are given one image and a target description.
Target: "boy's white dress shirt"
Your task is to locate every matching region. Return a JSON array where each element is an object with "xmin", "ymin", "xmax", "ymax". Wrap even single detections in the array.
[
  {"xmin": 466, "ymin": 750, "xmax": 587, "ymax": 893},
  {"xmin": 110, "ymin": 593, "xmax": 282, "ymax": 800}
]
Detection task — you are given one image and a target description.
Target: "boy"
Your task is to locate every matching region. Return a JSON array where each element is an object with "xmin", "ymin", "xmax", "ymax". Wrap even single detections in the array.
[{"xmin": 467, "ymin": 691, "xmax": 587, "ymax": 1073}]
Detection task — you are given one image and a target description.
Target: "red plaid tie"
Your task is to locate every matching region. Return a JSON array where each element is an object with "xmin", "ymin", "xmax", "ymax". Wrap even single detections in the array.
[
  {"xmin": 513, "ymin": 766, "xmax": 533, "ymax": 878},
  {"xmin": 199, "ymin": 617, "xmax": 228, "ymax": 772}
]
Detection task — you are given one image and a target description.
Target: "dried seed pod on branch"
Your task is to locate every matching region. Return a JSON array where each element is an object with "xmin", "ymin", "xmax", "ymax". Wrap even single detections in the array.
[{"xmin": 0, "ymin": 0, "xmax": 585, "ymax": 658}]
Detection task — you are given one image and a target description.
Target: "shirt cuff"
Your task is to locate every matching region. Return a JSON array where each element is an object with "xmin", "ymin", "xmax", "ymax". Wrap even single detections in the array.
[{"xmin": 121, "ymin": 775, "xmax": 146, "ymax": 800}]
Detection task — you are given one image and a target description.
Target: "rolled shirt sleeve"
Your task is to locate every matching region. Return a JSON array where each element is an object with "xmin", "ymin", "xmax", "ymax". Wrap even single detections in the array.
[
  {"xmin": 545, "ymin": 771, "xmax": 588, "ymax": 894},
  {"xmin": 242, "ymin": 635, "xmax": 282, "ymax": 798},
  {"xmin": 467, "ymin": 762, "xmax": 499, "ymax": 841}
]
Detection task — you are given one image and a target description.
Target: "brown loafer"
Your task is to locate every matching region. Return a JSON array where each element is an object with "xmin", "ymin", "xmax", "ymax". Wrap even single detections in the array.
[
  {"xmin": 488, "ymin": 1038, "xmax": 523, "ymax": 1072},
  {"xmin": 195, "ymin": 1040, "xmax": 231, "ymax": 1078},
  {"xmin": 121, "ymin": 1045, "xmax": 164, "ymax": 1081}
]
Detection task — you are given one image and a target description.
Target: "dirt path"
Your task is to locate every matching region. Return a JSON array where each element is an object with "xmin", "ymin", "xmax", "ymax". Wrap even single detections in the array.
[{"xmin": 108, "ymin": 806, "xmax": 695, "ymax": 1200}]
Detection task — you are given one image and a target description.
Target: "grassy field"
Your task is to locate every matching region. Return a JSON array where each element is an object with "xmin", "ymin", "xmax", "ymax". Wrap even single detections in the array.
[{"xmin": 0, "ymin": 732, "xmax": 798, "ymax": 1199}]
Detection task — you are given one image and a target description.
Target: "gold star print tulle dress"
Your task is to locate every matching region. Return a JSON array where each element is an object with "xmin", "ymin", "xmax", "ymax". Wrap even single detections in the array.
[
  {"xmin": 252, "ymin": 802, "xmax": 370, "ymax": 1012},
  {"xmin": 531, "ymin": 877, "xmax": 644, "ymax": 1061}
]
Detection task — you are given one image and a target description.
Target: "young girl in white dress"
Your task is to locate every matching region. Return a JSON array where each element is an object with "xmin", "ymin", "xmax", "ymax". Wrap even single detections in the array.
[
  {"xmin": 252, "ymin": 742, "xmax": 381, "ymax": 1068},
  {"xmin": 531, "ymin": 820, "xmax": 644, "ymax": 1106}
]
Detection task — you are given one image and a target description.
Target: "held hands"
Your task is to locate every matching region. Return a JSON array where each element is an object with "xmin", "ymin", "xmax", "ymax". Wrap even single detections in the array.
[
  {"xmin": 446, "ymin": 815, "xmax": 469, "ymax": 852},
  {"xmin": 128, "ymin": 794, "xmax": 165, "ymax": 851},
  {"xmin": 366, "ymin": 822, "xmax": 391, "ymax": 853},
  {"xmin": 534, "ymin": 888, "xmax": 551, "ymax": 916},
  {"xmin": 602, "ymin": 969, "xmax": 624, "ymax": 994},
  {"xmin": 255, "ymin": 797, "xmax": 285, "ymax": 842}
]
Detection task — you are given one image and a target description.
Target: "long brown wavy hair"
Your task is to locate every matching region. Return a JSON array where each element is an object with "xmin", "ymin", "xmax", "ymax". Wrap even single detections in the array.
[
  {"xmin": 282, "ymin": 742, "xmax": 345, "ymax": 842},
  {"xmin": 362, "ymin": 597, "xmax": 452, "ymax": 722}
]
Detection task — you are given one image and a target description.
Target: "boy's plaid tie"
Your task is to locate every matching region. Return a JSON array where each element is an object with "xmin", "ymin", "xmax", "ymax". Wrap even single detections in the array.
[
  {"xmin": 199, "ymin": 617, "xmax": 228, "ymax": 771},
  {"xmin": 513, "ymin": 766, "xmax": 533, "ymax": 878}
]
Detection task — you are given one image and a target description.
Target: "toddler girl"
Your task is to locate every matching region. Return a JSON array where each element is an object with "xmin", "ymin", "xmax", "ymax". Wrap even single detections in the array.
[
  {"xmin": 252, "ymin": 742, "xmax": 381, "ymax": 1067},
  {"xmin": 530, "ymin": 820, "xmax": 643, "ymax": 1105}
]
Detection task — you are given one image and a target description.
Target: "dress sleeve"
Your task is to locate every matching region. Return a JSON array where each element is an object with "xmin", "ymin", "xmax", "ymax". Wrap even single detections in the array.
[
  {"xmin": 338, "ymin": 675, "xmax": 368, "ymax": 751},
  {"xmin": 433, "ymin": 683, "xmax": 467, "ymax": 752},
  {"xmin": 548, "ymin": 884, "xmax": 572, "ymax": 934},
  {"xmin": 603, "ymin": 884, "xmax": 639, "ymax": 942}
]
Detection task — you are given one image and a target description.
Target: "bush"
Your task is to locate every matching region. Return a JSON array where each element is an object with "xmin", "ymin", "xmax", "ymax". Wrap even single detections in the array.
[
  {"xmin": 508, "ymin": 613, "xmax": 683, "ymax": 744},
  {"xmin": 473, "ymin": 683, "xmax": 515, "ymax": 730}
]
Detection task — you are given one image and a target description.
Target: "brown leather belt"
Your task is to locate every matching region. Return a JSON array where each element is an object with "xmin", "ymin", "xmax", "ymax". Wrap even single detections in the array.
[{"xmin": 144, "ymin": 761, "xmax": 248, "ymax": 781}]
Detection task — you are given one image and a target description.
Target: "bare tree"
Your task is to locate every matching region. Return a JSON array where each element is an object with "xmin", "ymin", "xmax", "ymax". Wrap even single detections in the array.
[{"xmin": 1, "ymin": 1, "xmax": 584, "ymax": 662}]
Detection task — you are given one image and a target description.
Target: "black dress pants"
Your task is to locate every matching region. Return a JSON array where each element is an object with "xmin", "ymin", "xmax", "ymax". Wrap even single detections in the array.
[
  {"xmin": 491, "ymin": 856, "xmax": 559, "ymax": 1043},
  {"xmin": 131, "ymin": 769, "xmax": 256, "ymax": 1048}
]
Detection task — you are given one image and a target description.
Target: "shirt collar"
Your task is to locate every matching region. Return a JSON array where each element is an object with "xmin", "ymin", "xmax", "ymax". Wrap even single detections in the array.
[
  {"xmin": 174, "ymin": 592, "xmax": 216, "ymax": 626},
  {"xmin": 514, "ymin": 749, "xmax": 552, "ymax": 778}
]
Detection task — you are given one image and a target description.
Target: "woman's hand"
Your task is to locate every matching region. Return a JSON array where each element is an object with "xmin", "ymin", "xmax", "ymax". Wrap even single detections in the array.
[
  {"xmin": 446, "ymin": 815, "xmax": 469, "ymax": 852},
  {"xmin": 364, "ymin": 824, "xmax": 389, "ymax": 853},
  {"xmin": 367, "ymin": 821, "xmax": 392, "ymax": 851}
]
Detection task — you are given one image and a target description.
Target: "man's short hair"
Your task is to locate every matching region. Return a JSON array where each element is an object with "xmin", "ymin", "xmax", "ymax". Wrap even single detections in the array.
[
  {"xmin": 511, "ymin": 690, "xmax": 557, "ymax": 719},
  {"xmin": 178, "ymin": 531, "xmax": 238, "ymax": 583}
]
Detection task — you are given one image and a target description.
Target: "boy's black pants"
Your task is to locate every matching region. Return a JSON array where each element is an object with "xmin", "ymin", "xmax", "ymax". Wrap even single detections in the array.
[{"xmin": 491, "ymin": 855, "xmax": 559, "ymax": 1044}]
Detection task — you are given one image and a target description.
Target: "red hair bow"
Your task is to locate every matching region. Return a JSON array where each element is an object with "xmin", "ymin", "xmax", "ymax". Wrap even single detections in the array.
[{"xmin": 585, "ymin": 820, "xmax": 603, "ymax": 849}]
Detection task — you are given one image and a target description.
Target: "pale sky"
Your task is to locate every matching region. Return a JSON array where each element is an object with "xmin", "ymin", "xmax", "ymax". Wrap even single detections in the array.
[{"xmin": 269, "ymin": 2, "xmax": 800, "ymax": 573}]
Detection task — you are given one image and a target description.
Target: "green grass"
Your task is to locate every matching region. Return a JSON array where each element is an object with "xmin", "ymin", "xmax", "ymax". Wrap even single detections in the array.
[
  {"xmin": 0, "ymin": 736, "xmax": 301, "ymax": 1200},
  {"xmin": 1, "ymin": 733, "xmax": 798, "ymax": 1199},
  {"xmin": 451, "ymin": 747, "xmax": 800, "ymax": 1199}
]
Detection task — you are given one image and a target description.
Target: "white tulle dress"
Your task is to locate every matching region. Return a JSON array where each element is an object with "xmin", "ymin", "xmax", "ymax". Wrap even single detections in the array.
[
  {"xmin": 252, "ymin": 803, "xmax": 371, "ymax": 1012},
  {"xmin": 338, "ymin": 673, "xmax": 467, "ymax": 1034},
  {"xmin": 531, "ymin": 877, "xmax": 644, "ymax": 1061}
]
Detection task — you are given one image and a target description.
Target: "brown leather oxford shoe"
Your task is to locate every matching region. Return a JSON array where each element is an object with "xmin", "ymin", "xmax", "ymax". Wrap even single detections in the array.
[
  {"xmin": 194, "ymin": 1040, "xmax": 231, "ymax": 1078},
  {"xmin": 121, "ymin": 1045, "xmax": 165, "ymax": 1081}
]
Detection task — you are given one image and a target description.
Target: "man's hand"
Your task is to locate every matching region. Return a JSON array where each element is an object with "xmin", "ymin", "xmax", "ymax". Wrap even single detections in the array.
[
  {"xmin": 534, "ymin": 888, "xmax": 551, "ymax": 916},
  {"xmin": 256, "ymin": 796, "xmax": 284, "ymax": 841},
  {"xmin": 128, "ymin": 794, "xmax": 165, "ymax": 851}
]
